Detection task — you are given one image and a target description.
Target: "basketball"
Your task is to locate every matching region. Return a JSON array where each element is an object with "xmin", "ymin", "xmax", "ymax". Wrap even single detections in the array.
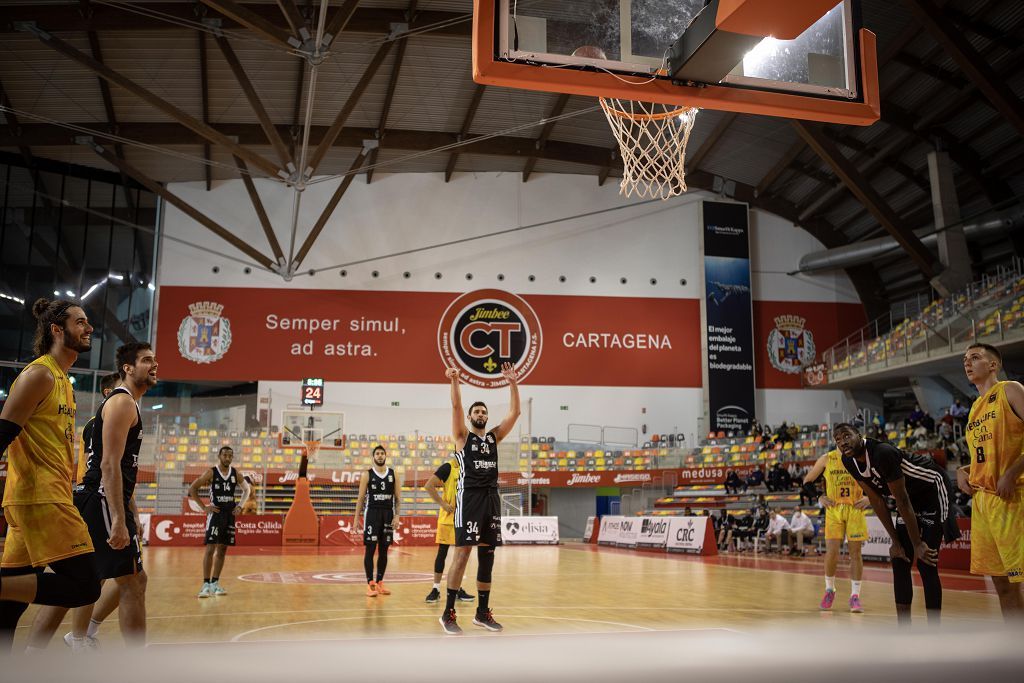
[{"xmin": 571, "ymin": 45, "xmax": 608, "ymax": 60}]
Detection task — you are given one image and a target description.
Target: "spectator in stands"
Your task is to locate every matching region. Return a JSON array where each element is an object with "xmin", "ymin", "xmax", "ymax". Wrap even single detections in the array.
[
  {"xmin": 749, "ymin": 420, "xmax": 762, "ymax": 438},
  {"xmin": 733, "ymin": 509, "xmax": 756, "ymax": 552},
  {"xmin": 788, "ymin": 507, "xmax": 816, "ymax": 556},
  {"xmin": 715, "ymin": 511, "xmax": 734, "ymax": 551},
  {"xmin": 774, "ymin": 422, "xmax": 790, "ymax": 443},
  {"xmin": 756, "ymin": 494, "xmax": 770, "ymax": 515},
  {"xmin": 684, "ymin": 506, "xmax": 694, "ymax": 517},
  {"xmin": 921, "ymin": 411, "xmax": 936, "ymax": 433},
  {"xmin": 908, "ymin": 404, "xmax": 925, "ymax": 427},
  {"xmin": 240, "ymin": 476, "xmax": 258, "ymax": 515},
  {"xmin": 853, "ymin": 410, "xmax": 865, "ymax": 429},
  {"xmin": 800, "ymin": 477, "xmax": 820, "ymax": 507},
  {"xmin": 940, "ymin": 408, "xmax": 955, "ymax": 429},
  {"xmin": 912, "ymin": 423, "xmax": 930, "ymax": 450},
  {"xmin": 764, "ymin": 510, "xmax": 790, "ymax": 554},
  {"xmin": 745, "ymin": 466, "xmax": 765, "ymax": 490},
  {"xmin": 724, "ymin": 469, "xmax": 745, "ymax": 495},
  {"xmin": 787, "ymin": 460, "xmax": 802, "ymax": 482},
  {"xmin": 766, "ymin": 463, "xmax": 785, "ymax": 492},
  {"xmin": 949, "ymin": 399, "xmax": 968, "ymax": 425},
  {"xmin": 937, "ymin": 421, "xmax": 954, "ymax": 445}
]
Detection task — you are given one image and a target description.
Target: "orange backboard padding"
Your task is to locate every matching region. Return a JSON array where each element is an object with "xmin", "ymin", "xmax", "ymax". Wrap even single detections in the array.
[
  {"xmin": 282, "ymin": 477, "xmax": 319, "ymax": 546},
  {"xmin": 715, "ymin": 0, "xmax": 843, "ymax": 40},
  {"xmin": 472, "ymin": 1, "xmax": 880, "ymax": 126}
]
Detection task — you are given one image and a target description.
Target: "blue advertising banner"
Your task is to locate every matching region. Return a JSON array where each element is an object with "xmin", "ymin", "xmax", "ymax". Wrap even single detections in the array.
[{"xmin": 702, "ymin": 201, "xmax": 755, "ymax": 433}]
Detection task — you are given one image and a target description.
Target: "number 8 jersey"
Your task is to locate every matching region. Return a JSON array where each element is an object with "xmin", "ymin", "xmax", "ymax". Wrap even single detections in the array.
[
  {"xmin": 824, "ymin": 448, "xmax": 862, "ymax": 505},
  {"xmin": 967, "ymin": 381, "xmax": 1024, "ymax": 495}
]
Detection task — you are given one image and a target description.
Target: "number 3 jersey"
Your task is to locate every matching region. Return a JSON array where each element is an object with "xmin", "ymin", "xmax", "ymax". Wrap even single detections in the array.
[{"xmin": 967, "ymin": 381, "xmax": 1024, "ymax": 494}]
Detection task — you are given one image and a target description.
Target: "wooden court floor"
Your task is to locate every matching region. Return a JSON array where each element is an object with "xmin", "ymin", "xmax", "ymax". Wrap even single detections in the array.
[{"xmin": 14, "ymin": 543, "xmax": 1004, "ymax": 648}]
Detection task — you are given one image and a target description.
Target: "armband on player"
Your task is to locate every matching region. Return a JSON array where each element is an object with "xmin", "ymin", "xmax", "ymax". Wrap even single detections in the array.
[{"xmin": 0, "ymin": 418, "xmax": 23, "ymax": 454}]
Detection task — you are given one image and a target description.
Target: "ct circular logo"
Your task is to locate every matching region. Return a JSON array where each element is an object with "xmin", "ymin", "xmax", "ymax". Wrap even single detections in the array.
[{"xmin": 437, "ymin": 289, "xmax": 542, "ymax": 388}]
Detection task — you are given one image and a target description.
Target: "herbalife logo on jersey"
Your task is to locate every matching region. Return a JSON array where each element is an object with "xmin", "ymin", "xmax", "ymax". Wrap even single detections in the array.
[
  {"xmin": 177, "ymin": 301, "xmax": 233, "ymax": 364},
  {"xmin": 437, "ymin": 289, "xmax": 542, "ymax": 388}
]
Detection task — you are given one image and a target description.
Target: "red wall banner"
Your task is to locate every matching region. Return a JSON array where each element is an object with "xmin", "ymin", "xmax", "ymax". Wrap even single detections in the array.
[
  {"xmin": 155, "ymin": 286, "xmax": 702, "ymax": 387},
  {"xmin": 147, "ymin": 514, "xmax": 283, "ymax": 546},
  {"xmin": 753, "ymin": 301, "xmax": 866, "ymax": 389}
]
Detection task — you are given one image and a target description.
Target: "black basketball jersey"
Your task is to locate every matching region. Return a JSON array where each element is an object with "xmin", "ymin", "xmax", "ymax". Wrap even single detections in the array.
[
  {"xmin": 365, "ymin": 467, "xmax": 396, "ymax": 510},
  {"xmin": 455, "ymin": 430, "xmax": 499, "ymax": 489},
  {"xmin": 81, "ymin": 386, "xmax": 143, "ymax": 499},
  {"xmin": 841, "ymin": 438, "xmax": 948, "ymax": 513},
  {"xmin": 210, "ymin": 465, "xmax": 240, "ymax": 510}
]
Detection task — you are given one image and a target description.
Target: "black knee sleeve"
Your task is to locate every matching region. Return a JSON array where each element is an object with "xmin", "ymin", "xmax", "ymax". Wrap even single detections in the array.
[
  {"xmin": 34, "ymin": 554, "xmax": 101, "ymax": 608},
  {"xmin": 892, "ymin": 557, "xmax": 914, "ymax": 605},
  {"xmin": 477, "ymin": 546, "xmax": 495, "ymax": 584},
  {"xmin": 434, "ymin": 544, "xmax": 450, "ymax": 575}
]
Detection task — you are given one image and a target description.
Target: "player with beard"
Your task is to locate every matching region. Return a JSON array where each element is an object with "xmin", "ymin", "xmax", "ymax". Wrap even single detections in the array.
[
  {"xmin": 28, "ymin": 342, "xmax": 158, "ymax": 650},
  {"xmin": 438, "ymin": 362, "xmax": 520, "ymax": 635},
  {"xmin": 354, "ymin": 446, "xmax": 402, "ymax": 596},
  {"xmin": 833, "ymin": 423, "xmax": 949, "ymax": 625},
  {"xmin": 0, "ymin": 299, "xmax": 101, "ymax": 652}
]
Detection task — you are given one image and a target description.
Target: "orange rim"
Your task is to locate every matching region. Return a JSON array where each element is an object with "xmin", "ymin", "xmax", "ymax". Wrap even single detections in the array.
[{"xmin": 600, "ymin": 99, "xmax": 698, "ymax": 122}]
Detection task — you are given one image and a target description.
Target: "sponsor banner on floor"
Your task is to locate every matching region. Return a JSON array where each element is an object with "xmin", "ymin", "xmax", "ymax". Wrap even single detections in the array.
[
  {"xmin": 666, "ymin": 516, "xmax": 711, "ymax": 554},
  {"xmin": 501, "ymin": 516, "xmax": 559, "ymax": 544},
  {"xmin": 617, "ymin": 517, "xmax": 640, "ymax": 548},
  {"xmin": 146, "ymin": 514, "xmax": 285, "ymax": 546},
  {"xmin": 598, "ymin": 515, "xmax": 624, "ymax": 545},
  {"xmin": 318, "ymin": 515, "xmax": 439, "ymax": 546},
  {"xmin": 635, "ymin": 516, "xmax": 670, "ymax": 549},
  {"xmin": 155, "ymin": 286, "xmax": 701, "ymax": 387},
  {"xmin": 584, "ymin": 516, "xmax": 596, "ymax": 543}
]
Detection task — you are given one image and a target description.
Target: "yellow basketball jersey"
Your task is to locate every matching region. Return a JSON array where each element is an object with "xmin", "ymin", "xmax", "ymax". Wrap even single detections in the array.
[
  {"xmin": 823, "ymin": 448, "xmax": 862, "ymax": 505},
  {"xmin": 438, "ymin": 459, "xmax": 460, "ymax": 526},
  {"xmin": 967, "ymin": 381, "xmax": 1024, "ymax": 494},
  {"xmin": 3, "ymin": 355, "xmax": 76, "ymax": 506}
]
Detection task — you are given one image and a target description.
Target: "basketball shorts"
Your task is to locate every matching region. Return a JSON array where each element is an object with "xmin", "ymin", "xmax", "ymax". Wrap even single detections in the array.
[
  {"xmin": 205, "ymin": 509, "xmax": 236, "ymax": 546},
  {"xmin": 363, "ymin": 508, "xmax": 394, "ymax": 546},
  {"xmin": 436, "ymin": 522, "xmax": 455, "ymax": 546},
  {"xmin": 74, "ymin": 488, "xmax": 143, "ymax": 579},
  {"xmin": 970, "ymin": 489, "xmax": 1024, "ymax": 583},
  {"xmin": 1, "ymin": 503, "xmax": 94, "ymax": 568},
  {"xmin": 824, "ymin": 504, "xmax": 868, "ymax": 542},
  {"xmin": 455, "ymin": 488, "xmax": 502, "ymax": 547}
]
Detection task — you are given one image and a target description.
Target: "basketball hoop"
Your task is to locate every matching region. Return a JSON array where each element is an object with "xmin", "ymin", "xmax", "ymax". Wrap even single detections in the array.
[
  {"xmin": 600, "ymin": 98, "xmax": 699, "ymax": 200},
  {"xmin": 303, "ymin": 439, "xmax": 321, "ymax": 464}
]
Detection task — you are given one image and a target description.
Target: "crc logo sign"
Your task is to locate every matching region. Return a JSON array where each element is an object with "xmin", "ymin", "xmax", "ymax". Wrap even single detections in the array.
[{"xmin": 437, "ymin": 289, "xmax": 542, "ymax": 388}]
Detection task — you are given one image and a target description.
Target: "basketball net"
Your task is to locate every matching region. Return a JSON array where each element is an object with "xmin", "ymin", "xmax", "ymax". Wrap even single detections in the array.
[
  {"xmin": 600, "ymin": 98, "xmax": 699, "ymax": 200},
  {"xmin": 304, "ymin": 439, "xmax": 321, "ymax": 464}
]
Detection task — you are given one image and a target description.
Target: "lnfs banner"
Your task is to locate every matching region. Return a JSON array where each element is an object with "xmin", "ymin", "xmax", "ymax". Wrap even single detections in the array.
[{"xmin": 702, "ymin": 201, "xmax": 755, "ymax": 433}]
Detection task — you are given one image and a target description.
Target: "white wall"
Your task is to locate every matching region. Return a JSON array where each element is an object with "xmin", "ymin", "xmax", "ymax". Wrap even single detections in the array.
[{"xmin": 161, "ymin": 172, "xmax": 859, "ymax": 437}]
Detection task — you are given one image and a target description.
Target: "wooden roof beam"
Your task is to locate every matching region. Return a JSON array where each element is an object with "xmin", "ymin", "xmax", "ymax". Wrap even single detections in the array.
[
  {"xmin": 905, "ymin": 0, "xmax": 1024, "ymax": 137},
  {"xmin": 305, "ymin": 39, "xmax": 392, "ymax": 178},
  {"xmin": 687, "ymin": 112, "xmax": 737, "ymax": 172},
  {"xmin": 214, "ymin": 34, "xmax": 296, "ymax": 173},
  {"xmin": 234, "ymin": 155, "xmax": 286, "ymax": 265},
  {"xmin": 366, "ymin": 1, "xmax": 417, "ymax": 185},
  {"xmin": 293, "ymin": 150, "xmax": 367, "ymax": 269},
  {"xmin": 522, "ymin": 93, "xmax": 570, "ymax": 182},
  {"xmin": 792, "ymin": 120, "xmax": 937, "ymax": 280},
  {"xmin": 21, "ymin": 23, "xmax": 286, "ymax": 180},
  {"xmin": 86, "ymin": 140, "xmax": 275, "ymax": 269},
  {"xmin": 444, "ymin": 83, "xmax": 486, "ymax": 182},
  {"xmin": 198, "ymin": 0, "xmax": 301, "ymax": 50}
]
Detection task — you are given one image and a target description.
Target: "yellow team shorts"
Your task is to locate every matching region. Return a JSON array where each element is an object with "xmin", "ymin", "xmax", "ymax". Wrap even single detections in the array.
[
  {"xmin": 435, "ymin": 522, "xmax": 455, "ymax": 546},
  {"xmin": 824, "ymin": 504, "xmax": 868, "ymax": 542},
  {"xmin": 971, "ymin": 489, "xmax": 1024, "ymax": 583},
  {"xmin": 2, "ymin": 503, "xmax": 94, "ymax": 568}
]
